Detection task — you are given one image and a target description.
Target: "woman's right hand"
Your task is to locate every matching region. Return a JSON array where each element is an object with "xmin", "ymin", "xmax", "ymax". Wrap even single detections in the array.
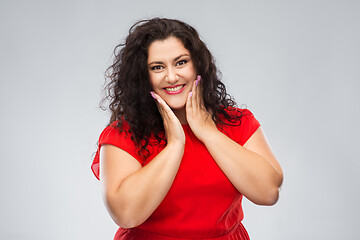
[
  {"xmin": 150, "ymin": 91, "xmax": 185, "ymax": 146},
  {"xmin": 100, "ymin": 93, "xmax": 186, "ymax": 228}
]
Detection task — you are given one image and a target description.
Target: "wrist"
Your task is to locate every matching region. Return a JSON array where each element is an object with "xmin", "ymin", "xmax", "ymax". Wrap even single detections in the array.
[
  {"xmin": 197, "ymin": 127, "xmax": 221, "ymax": 143},
  {"xmin": 166, "ymin": 140, "xmax": 185, "ymax": 152}
]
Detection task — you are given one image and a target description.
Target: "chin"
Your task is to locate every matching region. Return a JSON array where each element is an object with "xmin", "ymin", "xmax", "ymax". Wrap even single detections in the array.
[
  {"xmin": 163, "ymin": 98, "xmax": 187, "ymax": 110},
  {"xmin": 168, "ymin": 102, "xmax": 186, "ymax": 110},
  {"xmin": 169, "ymin": 105, "xmax": 186, "ymax": 110}
]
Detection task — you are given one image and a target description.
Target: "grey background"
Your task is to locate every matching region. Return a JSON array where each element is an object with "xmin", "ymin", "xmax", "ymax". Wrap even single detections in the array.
[{"xmin": 1, "ymin": 0, "xmax": 359, "ymax": 239}]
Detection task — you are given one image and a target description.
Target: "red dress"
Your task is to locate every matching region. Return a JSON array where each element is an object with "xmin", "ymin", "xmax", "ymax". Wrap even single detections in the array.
[{"xmin": 91, "ymin": 108, "xmax": 260, "ymax": 240}]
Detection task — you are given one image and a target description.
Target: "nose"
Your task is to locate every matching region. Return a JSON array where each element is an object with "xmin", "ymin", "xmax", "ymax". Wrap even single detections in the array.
[{"xmin": 165, "ymin": 67, "xmax": 179, "ymax": 85}]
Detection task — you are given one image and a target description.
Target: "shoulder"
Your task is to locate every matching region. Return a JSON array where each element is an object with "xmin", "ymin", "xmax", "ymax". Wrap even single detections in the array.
[
  {"xmin": 220, "ymin": 107, "xmax": 261, "ymax": 146},
  {"xmin": 99, "ymin": 120, "xmax": 132, "ymax": 143},
  {"xmin": 222, "ymin": 106, "xmax": 254, "ymax": 116},
  {"xmin": 91, "ymin": 120, "xmax": 139, "ymax": 180},
  {"xmin": 97, "ymin": 120, "xmax": 141, "ymax": 158},
  {"xmin": 220, "ymin": 106, "xmax": 258, "ymax": 124}
]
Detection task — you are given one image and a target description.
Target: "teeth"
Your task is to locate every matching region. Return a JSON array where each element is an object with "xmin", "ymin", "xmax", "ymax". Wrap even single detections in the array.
[{"xmin": 165, "ymin": 85, "xmax": 183, "ymax": 91}]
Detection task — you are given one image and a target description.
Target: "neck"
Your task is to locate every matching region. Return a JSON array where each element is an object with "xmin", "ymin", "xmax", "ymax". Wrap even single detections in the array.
[{"xmin": 172, "ymin": 108, "xmax": 187, "ymax": 125}]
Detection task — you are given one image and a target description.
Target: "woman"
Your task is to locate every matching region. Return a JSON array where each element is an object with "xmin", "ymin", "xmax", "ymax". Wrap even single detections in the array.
[{"xmin": 91, "ymin": 18, "xmax": 283, "ymax": 240}]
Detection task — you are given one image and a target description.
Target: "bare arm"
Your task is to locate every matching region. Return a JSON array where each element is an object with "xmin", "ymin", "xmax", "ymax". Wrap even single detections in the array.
[
  {"xmin": 186, "ymin": 76, "xmax": 283, "ymax": 205},
  {"xmin": 100, "ymin": 93, "xmax": 185, "ymax": 228}
]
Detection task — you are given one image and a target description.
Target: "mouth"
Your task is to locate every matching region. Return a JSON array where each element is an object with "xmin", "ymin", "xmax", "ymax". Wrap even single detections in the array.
[{"xmin": 163, "ymin": 84, "xmax": 185, "ymax": 94}]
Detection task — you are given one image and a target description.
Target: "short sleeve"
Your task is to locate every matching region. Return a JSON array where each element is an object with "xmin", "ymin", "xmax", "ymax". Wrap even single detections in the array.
[
  {"xmin": 223, "ymin": 108, "xmax": 260, "ymax": 146},
  {"xmin": 91, "ymin": 121, "xmax": 141, "ymax": 180},
  {"xmin": 236, "ymin": 109, "xmax": 261, "ymax": 145}
]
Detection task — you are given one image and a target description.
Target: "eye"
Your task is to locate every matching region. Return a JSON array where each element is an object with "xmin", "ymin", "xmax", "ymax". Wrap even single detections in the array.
[
  {"xmin": 151, "ymin": 65, "xmax": 164, "ymax": 71},
  {"xmin": 176, "ymin": 59, "xmax": 187, "ymax": 66}
]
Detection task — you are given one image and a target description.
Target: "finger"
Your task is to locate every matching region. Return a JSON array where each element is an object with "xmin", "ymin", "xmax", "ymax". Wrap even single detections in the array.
[
  {"xmin": 150, "ymin": 91, "xmax": 167, "ymax": 119},
  {"xmin": 151, "ymin": 92, "xmax": 176, "ymax": 121},
  {"xmin": 150, "ymin": 92, "xmax": 185, "ymax": 143},
  {"xmin": 151, "ymin": 91, "xmax": 165, "ymax": 115},
  {"xmin": 195, "ymin": 76, "xmax": 205, "ymax": 110},
  {"xmin": 186, "ymin": 91, "xmax": 193, "ymax": 111},
  {"xmin": 192, "ymin": 76, "xmax": 200, "ymax": 110}
]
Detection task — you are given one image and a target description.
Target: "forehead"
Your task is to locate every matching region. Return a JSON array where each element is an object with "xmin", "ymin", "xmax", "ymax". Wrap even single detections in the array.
[{"xmin": 147, "ymin": 37, "xmax": 190, "ymax": 62}]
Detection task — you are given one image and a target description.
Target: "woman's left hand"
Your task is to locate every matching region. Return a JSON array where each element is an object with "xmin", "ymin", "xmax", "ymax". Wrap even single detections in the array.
[
  {"xmin": 186, "ymin": 76, "xmax": 219, "ymax": 142},
  {"xmin": 186, "ymin": 76, "xmax": 283, "ymax": 206}
]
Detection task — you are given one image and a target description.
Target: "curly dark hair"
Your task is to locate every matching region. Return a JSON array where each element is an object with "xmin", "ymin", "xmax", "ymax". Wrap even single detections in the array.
[{"xmin": 102, "ymin": 17, "xmax": 243, "ymax": 162}]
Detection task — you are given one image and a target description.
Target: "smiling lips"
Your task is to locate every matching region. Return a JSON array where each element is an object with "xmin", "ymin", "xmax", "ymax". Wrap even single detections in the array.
[{"xmin": 163, "ymin": 84, "xmax": 185, "ymax": 95}]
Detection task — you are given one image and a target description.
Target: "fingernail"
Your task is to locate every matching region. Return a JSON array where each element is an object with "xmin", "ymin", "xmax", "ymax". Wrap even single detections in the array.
[
  {"xmin": 195, "ymin": 80, "xmax": 199, "ymax": 86},
  {"xmin": 150, "ymin": 91, "xmax": 156, "ymax": 99},
  {"xmin": 189, "ymin": 92, "xmax": 193, "ymax": 97},
  {"xmin": 197, "ymin": 75, "xmax": 201, "ymax": 81}
]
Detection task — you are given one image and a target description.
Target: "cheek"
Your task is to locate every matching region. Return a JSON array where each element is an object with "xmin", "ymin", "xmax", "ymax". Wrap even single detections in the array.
[
  {"xmin": 179, "ymin": 67, "xmax": 197, "ymax": 81},
  {"xmin": 190, "ymin": 79, "xmax": 196, "ymax": 89},
  {"xmin": 188, "ymin": 64, "xmax": 197, "ymax": 79},
  {"xmin": 148, "ymin": 73, "xmax": 161, "ymax": 88}
]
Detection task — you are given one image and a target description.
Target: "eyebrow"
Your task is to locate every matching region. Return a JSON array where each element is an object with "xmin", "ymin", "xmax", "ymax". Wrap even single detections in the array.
[{"xmin": 148, "ymin": 54, "xmax": 190, "ymax": 66}]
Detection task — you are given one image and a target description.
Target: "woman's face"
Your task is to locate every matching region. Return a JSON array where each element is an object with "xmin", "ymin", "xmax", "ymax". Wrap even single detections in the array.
[{"xmin": 147, "ymin": 36, "xmax": 197, "ymax": 110}]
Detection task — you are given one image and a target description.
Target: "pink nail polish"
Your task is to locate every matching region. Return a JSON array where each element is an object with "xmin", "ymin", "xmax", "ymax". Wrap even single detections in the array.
[
  {"xmin": 197, "ymin": 75, "xmax": 201, "ymax": 81},
  {"xmin": 189, "ymin": 92, "xmax": 193, "ymax": 97},
  {"xmin": 150, "ymin": 91, "xmax": 156, "ymax": 99},
  {"xmin": 195, "ymin": 80, "xmax": 199, "ymax": 86}
]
